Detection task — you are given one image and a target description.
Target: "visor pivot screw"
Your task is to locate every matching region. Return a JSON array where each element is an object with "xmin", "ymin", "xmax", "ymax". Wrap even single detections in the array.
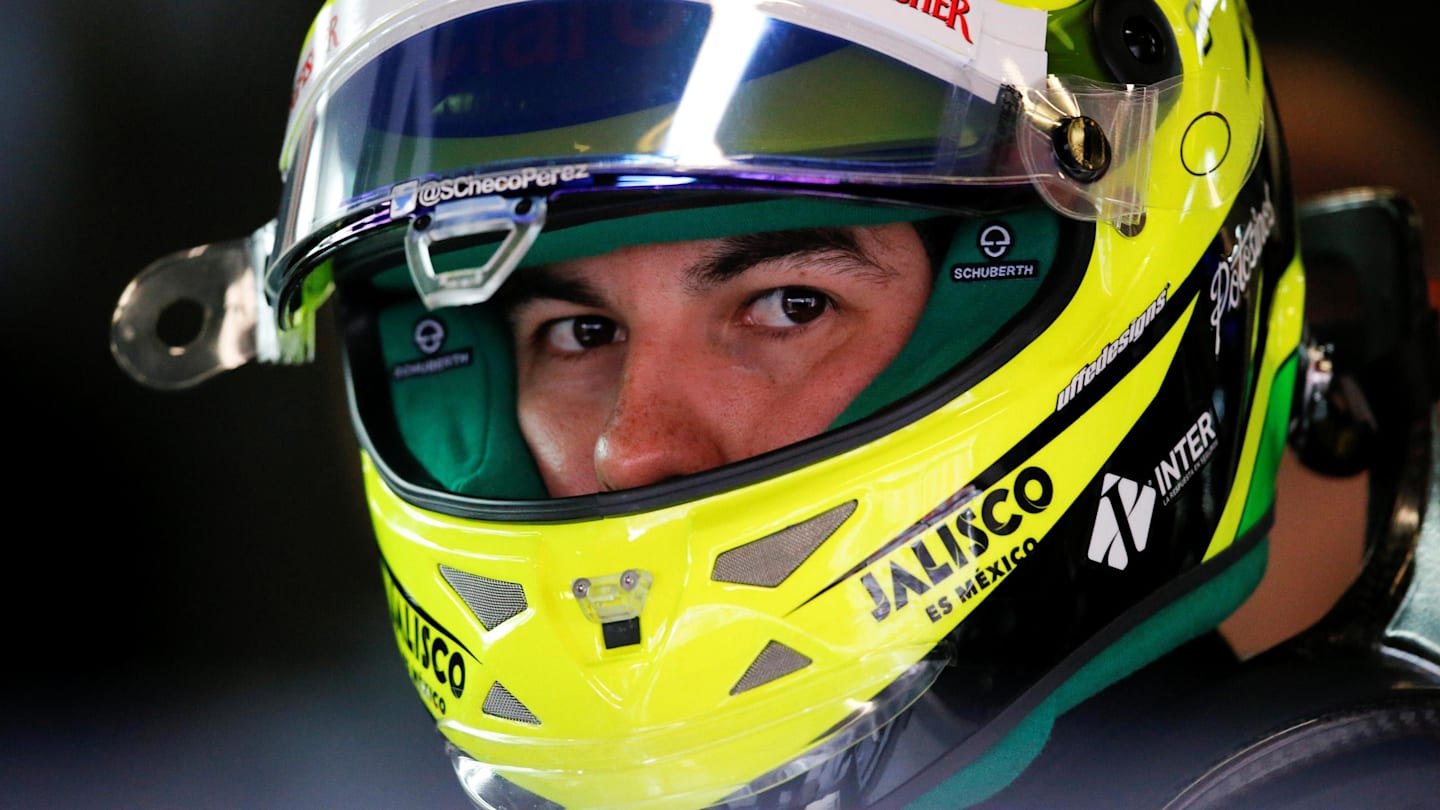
[
  {"xmin": 572, "ymin": 578, "xmax": 591, "ymax": 599},
  {"xmin": 620, "ymin": 570, "xmax": 639, "ymax": 591},
  {"xmin": 413, "ymin": 214, "xmax": 432, "ymax": 231},
  {"xmin": 1052, "ymin": 116, "xmax": 1112, "ymax": 183},
  {"xmin": 1117, "ymin": 212, "xmax": 1147, "ymax": 237},
  {"xmin": 513, "ymin": 198, "xmax": 533, "ymax": 216}
]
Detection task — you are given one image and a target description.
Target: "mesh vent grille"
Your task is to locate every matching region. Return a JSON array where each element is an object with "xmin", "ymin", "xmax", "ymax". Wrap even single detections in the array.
[
  {"xmin": 484, "ymin": 682, "xmax": 541, "ymax": 725},
  {"xmin": 439, "ymin": 565, "xmax": 527, "ymax": 631},
  {"xmin": 712, "ymin": 501, "xmax": 857, "ymax": 587},
  {"xmin": 732, "ymin": 641, "xmax": 813, "ymax": 695}
]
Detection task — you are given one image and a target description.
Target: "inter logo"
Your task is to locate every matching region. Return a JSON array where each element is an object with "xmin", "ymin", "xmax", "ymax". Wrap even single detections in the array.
[
  {"xmin": 1155, "ymin": 409, "xmax": 1219, "ymax": 503},
  {"xmin": 1087, "ymin": 473, "xmax": 1156, "ymax": 571}
]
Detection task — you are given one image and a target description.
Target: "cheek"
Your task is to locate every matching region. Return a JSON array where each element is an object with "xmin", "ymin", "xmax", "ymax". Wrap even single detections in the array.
[
  {"xmin": 877, "ymin": 271, "xmax": 933, "ymax": 353},
  {"xmin": 516, "ymin": 390, "xmax": 606, "ymax": 497},
  {"xmin": 745, "ymin": 274, "xmax": 932, "ymax": 447}
]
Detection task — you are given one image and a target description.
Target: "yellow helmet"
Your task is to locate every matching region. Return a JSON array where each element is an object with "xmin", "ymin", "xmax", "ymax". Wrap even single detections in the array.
[{"xmin": 111, "ymin": 0, "xmax": 1305, "ymax": 806}]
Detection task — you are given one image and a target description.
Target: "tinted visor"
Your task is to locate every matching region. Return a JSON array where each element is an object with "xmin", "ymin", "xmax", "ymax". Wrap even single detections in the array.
[
  {"xmin": 285, "ymin": 0, "xmax": 1008, "ymax": 213},
  {"xmin": 277, "ymin": 0, "xmax": 1056, "ymax": 277},
  {"xmin": 273, "ymin": 0, "xmax": 1250, "ymax": 334}
]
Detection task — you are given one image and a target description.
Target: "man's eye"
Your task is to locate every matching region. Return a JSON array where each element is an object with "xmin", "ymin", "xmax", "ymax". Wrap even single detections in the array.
[
  {"xmin": 543, "ymin": 315, "xmax": 622, "ymax": 353},
  {"xmin": 748, "ymin": 286, "xmax": 832, "ymax": 328}
]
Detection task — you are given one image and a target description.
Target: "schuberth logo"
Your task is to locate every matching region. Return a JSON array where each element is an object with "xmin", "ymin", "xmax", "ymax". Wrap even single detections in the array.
[
  {"xmin": 979, "ymin": 223, "xmax": 1012, "ymax": 258},
  {"xmin": 950, "ymin": 221, "xmax": 1040, "ymax": 282},
  {"xmin": 894, "ymin": 0, "xmax": 973, "ymax": 43},
  {"xmin": 393, "ymin": 316, "xmax": 474, "ymax": 381},
  {"xmin": 414, "ymin": 317, "xmax": 446, "ymax": 355}
]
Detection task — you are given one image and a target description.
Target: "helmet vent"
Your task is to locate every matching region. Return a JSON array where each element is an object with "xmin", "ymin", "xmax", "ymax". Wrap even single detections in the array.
[
  {"xmin": 484, "ymin": 682, "xmax": 541, "ymax": 725},
  {"xmin": 1092, "ymin": 0, "xmax": 1181, "ymax": 86},
  {"xmin": 712, "ymin": 501, "xmax": 857, "ymax": 587},
  {"xmin": 732, "ymin": 641, "xmax": 813, "ymax": 695},
  {"xmin": 440, "ymin": 565, "xmax": 528, "ymax": 631}
]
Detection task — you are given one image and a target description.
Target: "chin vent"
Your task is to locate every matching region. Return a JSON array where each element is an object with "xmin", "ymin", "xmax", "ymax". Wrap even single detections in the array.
[
  {"xmin": 440, "ymin": 565, "xmax": 528, "ymax": 630},
  {"xmin": 712, "ymin": 501, "xmax": 857, "ymax": 587},
  {"xmin": 732, "ymin": 641, "xmax": 813, "ymax": 695},
  {"xmin": 484, "ymin": 682, "xmax": 541, "ymax": 725}
]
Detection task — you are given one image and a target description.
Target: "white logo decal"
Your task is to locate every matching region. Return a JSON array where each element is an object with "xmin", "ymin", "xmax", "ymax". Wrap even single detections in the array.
[
  {"xmin": 414, "ymin": 317, "xmax": 447, "ymax": 355},
  {"xmin": 1154, "ymin": 409, "xmax": 1218, "ymax": 504},
  {"xmin": 1056, "ymin": 285, "xmax": 1169, "ymax": 411},
  {"xmin": 1087, "ymin": 474, "xmax": 1156, "ymax": 571},
  {"xmin": 390, "ymin": 181, "xmax": 419, "ymax": 219},
  {"xmin": 414, "ymin": 164, "xmax": 590, "ymax": 209},
  {"xmin": 389, "ymin": 165, "xmax": 591, "ymax": 219},
  {"xmin": 978, "ymin": 223, "xmax": 1013, "ymax": 258},
  {"xmin": 1209, "ymin": 182, "xmax": 1276, "ymax": 356}
]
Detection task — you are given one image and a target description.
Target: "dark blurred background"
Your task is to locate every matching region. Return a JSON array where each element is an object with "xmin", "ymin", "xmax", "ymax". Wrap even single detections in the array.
[
  {"xmin": 1, "ymin": 2, "xmax": 464, "ymax": 808},
  {"xmin": 1, "ymin": 2, "xmax": 1435, "ymax": 808}
]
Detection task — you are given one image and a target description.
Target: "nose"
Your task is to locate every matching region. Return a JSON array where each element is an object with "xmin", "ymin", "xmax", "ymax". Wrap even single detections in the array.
[{"xmin": 593, "ymin": 340, "xmax": 730, "ymax": 492}]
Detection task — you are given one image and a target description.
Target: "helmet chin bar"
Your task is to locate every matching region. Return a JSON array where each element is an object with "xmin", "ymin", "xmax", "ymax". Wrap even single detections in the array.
[
  {"xmin": 110, "ymin": 220, "xmax": 299, "ymax": 390},
  {"xmin": 1287, "ymin": 186, "xmax": 1440, "ymax": 673}
]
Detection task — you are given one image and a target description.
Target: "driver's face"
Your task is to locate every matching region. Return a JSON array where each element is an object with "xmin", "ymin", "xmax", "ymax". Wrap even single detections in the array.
[{"xmin": 506, "ymin": 222, "xmax": 934, "ymax": 496}]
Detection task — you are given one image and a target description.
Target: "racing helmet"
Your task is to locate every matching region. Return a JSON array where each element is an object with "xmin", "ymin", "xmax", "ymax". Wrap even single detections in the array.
[{"xmin": 111, "ymin": 0, "xmax": 1306, "ymax": 807}]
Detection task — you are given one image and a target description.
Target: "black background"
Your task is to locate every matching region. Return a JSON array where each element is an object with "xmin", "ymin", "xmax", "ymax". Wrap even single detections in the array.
[
  {"xmin": 3, "ymin": 3, "xmax": 463, "ymax": 807},
  {"xmin": 2, "ymin": 2, "xmax": 1435, "ymax": 808}
]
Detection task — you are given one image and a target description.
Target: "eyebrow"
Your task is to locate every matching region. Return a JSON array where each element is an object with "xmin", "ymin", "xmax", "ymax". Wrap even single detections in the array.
[
  {"xmin": 493, "ymin": 263, "xmax": 605, "ymax": 318},
  {"xmin": 683, "ymin": 227, "xmax": 884, "ymax": 293},
  {"xmin": 497, "ymin": 225, "xmax": 889, "ymax": 316}
]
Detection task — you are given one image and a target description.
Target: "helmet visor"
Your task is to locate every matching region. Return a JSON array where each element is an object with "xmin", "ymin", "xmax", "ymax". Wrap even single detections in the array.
[
  {"xmin": 276, "ymin": 0, "xmax": 1181, "ymax": 288},
  {"xmin": 285, "ymin": 0, "xmax": 1016, "ymax": 234}
]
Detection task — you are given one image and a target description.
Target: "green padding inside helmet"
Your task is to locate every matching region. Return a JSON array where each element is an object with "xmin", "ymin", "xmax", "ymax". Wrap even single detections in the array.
[
  {"xmin": 373, "ymin": 198, "xmax": 935, "ymax": 291},
  {"xmin": 833, "ymin": 208, "xmax": 1060, "ymax": 427},
  {"xmin": 375, "ymin": 199, "xmax": 1059, "ymax": 499},
  {"xmin": 378, "ymin": 299, "xmax": 545, "ymax": 498}
]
